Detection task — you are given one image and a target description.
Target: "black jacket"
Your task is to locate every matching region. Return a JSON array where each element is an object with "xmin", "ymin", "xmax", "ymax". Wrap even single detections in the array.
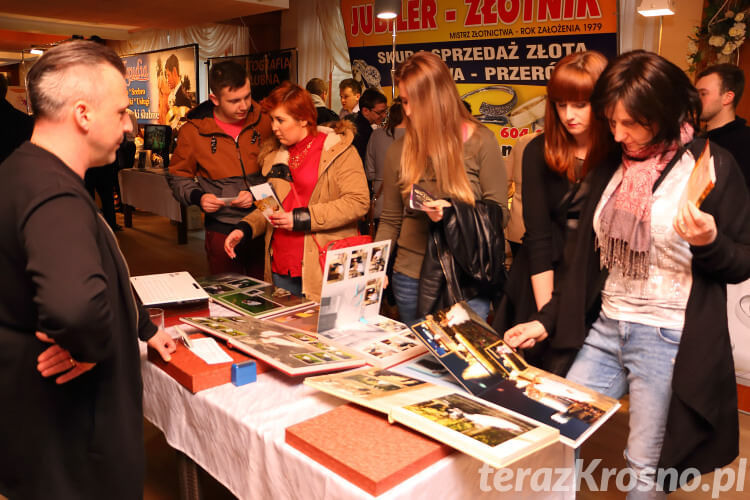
[
  {"xmin": 316, "ymin": 106, "xmax": 339, "ymax": 125},
  {"xmin": 0, "ymin": 99, "xmax": 33, "ymax": 164},
  {"xmin": 705, "ymin": 117, "xmax": 750, "ymax": 192},
  {"xmin": 535, "ymin": 138, "xmax": 750, "ymax": 482},
  {"xmin": 493, "ymin": 134, "xmax": 574, "ymax": 332},
  {"xmin": 418, "ymin": 200, "xmax": 506, "ymax": 316},
  {"xmin": 347, "ymin": 111, "xmax": 373, "ymax": 164},
  {"xmin": 0, "ymin": 143, "xmax": 158, "ymax": 499}
]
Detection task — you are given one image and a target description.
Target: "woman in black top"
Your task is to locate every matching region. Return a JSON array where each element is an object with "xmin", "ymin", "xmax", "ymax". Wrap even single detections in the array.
[{"xmin": 493, "ymin": 51, "xmax": 609, "ymax": 373}]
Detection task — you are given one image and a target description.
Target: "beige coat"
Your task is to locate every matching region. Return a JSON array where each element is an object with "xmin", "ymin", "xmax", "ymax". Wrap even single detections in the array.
[
  {"xmin": 241, "ymin": 122, "xmax": 370, "ymax": 301},
  {"xmin": 505, "ymin": 130, "xmax": 542, "ymax": 245}
]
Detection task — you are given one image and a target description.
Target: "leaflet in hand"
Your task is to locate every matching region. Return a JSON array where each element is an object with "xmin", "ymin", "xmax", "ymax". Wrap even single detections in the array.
[
  {"xmin": 249, "ymin": 182, "xmax": 284, "ymax": 221},
  {"xmin": 681, "ymin": 140, "xmax": 716, "ymax": 209},
  {"xmin": 409, "ymin": 184, "xmax": 436, "ymax": 211}
]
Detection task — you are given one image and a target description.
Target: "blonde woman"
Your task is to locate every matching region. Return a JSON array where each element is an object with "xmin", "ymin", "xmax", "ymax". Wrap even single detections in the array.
[{"xmin": 375, "ymin": 51, "xmax": 508, "ymax": 323}]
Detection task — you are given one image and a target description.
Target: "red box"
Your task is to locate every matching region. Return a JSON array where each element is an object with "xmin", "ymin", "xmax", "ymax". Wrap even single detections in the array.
[
  {"xmin": 148, "ymin": 333, "xmax": 270, "ymax": 392},
  {"xmin": 285, "ymin": 404, "xmax": 452, "ymax": 496},
  {"xmin": 162, "ymin": 302, "xmax": 210, "ymax": 328}
]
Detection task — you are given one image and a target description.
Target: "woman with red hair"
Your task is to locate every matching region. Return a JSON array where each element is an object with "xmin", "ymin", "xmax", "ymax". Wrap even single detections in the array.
[
  {"xmin": 224, "ymin": 82, "xmax": 369, "ymax": 300},
  {"xmin": 494, "ymin": 51, "xmax": 610, "ymax": 373}
]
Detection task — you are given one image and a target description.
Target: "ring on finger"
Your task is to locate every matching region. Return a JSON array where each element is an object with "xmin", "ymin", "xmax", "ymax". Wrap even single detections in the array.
[{"xmin": 70, "ymin": 358, "xmax": 76, "ymax": 368}]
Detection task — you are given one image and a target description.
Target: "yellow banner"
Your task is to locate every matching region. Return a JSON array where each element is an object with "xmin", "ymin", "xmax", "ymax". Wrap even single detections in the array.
[{"xmin": 340, "ymin": 0, "xmax": 618, "ymax": 153}]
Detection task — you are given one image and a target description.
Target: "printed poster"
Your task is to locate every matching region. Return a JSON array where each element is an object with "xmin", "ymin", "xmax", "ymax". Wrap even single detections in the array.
[
  {"xmin": 208, "ymin": 49, "xmax": 297, "ymax": 102},
  {"xmin": 340, "ymin": 0, "xmax": 618, "ymax": 154},
  {"xmin": 122, "ymin": 44, "xmax": 199, "ymax": 127}
]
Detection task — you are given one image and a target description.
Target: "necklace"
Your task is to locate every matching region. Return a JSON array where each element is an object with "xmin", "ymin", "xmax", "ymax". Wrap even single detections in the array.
[{"xmin": 289, "ymin": 134, "xmax": 316, "ymax": 170}]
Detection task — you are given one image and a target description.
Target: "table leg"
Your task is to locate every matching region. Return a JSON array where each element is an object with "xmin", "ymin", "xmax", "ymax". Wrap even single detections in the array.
[
  {"xmin": 124, "ymin": 205, "xmax": 133, "ymax": 228},
  {"xmin": 178, "ymin": 205, "xmax": 188, "ymax": 245},
  {"xmin": 176, "ymin": 450, "xmax": 202, "ymax": 500}
]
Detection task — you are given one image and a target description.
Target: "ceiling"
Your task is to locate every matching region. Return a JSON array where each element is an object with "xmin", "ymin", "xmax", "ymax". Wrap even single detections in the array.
[{"xmin": 0, "ymin": 0, "xmax": 288, "ymax": 64}]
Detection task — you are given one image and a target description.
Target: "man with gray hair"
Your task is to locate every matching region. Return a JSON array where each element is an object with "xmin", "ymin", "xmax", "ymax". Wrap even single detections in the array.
[{"xmin": 0, "ymin": 40, "xmax": 175, "ymax": 499}]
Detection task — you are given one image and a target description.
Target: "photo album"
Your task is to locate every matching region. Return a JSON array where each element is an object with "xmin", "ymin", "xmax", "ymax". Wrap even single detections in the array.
[
  {"xmin": 180, "ymin": 315, "xmax": 364, "ymax": 376},
  {"xmin": 409, "ymin": 302, "xmax": 621, "ymax": 448},
  {"xmin": 305, "ymin": 366, "xmax": 559, "ymax": 469},
  {"xmin": 197, "ymin": 273, "xmax": 314, "ymax": 319}
]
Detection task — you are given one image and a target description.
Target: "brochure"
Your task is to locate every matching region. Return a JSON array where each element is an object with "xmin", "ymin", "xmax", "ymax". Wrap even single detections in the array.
[{"xmin": 249, "ymin": 182, "xmax": 284, "ymax": 221}]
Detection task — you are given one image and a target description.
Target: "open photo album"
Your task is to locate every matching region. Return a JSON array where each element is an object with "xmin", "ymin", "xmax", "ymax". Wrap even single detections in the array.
[
  {"xmin": 181, "ymin": 315, "xmax": 364, "ymax": 376},
  {"xmin": 197, "ymin": 273, "xmax": 315, "ymax": 319},
  {"xmin": 305, "ymin": 367, "xmax": 559, "ymax": 469},
  {"xmin": 409, "ymin": 302, "xmax": 621, "ymax": 447}
]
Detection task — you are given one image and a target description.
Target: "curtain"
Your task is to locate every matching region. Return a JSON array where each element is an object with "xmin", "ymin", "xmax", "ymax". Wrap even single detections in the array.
[
  {"xmin": 109, "ymin": 23, "xmax": 249, "ymax": 60},
  {"xmin": 619, "ymin": 0, "xmax": 659, "ymax": 54},
  {"xmin": 290, "ymin": 0, "xmax": 352, "ymax": 111}
]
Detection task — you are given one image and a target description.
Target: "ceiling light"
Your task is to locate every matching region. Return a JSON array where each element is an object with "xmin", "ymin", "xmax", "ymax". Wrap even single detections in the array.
[
  {"xmin": 637, "ymin": 0, "xmax": 675, "ymax": 17},
  {"xmin": 29, "ymin": 48, "xmax": 44, "ymax": 55},
  {"xmin": 374, "ymin": 0, "xmax": 400, "ymax": 20}
]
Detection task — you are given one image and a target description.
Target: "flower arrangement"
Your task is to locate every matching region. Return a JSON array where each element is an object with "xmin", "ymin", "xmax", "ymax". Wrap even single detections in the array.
[{"xmin": 688, "ymin": 0, "xmax": 750, "ymax": 72}]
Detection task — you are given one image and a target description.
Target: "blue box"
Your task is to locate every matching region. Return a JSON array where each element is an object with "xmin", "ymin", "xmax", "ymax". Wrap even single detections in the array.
[{"xmin": 231, "ymin": 360, "xmax": 257, "ymax": 386}]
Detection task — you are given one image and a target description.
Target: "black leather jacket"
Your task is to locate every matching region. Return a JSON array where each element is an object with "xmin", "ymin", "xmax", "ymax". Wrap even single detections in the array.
[{"xmin": 417, "ymin": 200, "xmax": 507, "ymax": 316}]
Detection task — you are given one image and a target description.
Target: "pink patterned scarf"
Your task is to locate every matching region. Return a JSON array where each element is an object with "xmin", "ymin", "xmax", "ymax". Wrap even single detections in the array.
[{"xmin": 597, "ymin": 123, "xmax": 694, "ymax": 278}]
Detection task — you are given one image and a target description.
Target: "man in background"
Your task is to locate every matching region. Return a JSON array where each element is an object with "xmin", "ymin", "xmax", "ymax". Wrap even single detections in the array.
[
  {"xmin": 339, "ymin": 78, "xmax": 362, "ymax": 118},
  {"xmin": 348, "ymin": 87, "xmax": 388, "ymax": 165},
  {"xmin": 168, "ymin": 60, "xmax": 272, "ymax": 276},
  {"xmin": 306, "ymin": 77, "xmax": 339, "ymax": 124},
  {"xmin": 0, "ymin": 74, "xmax": 33, "ymax": 164},
  {"xmin": 0, "ymin": 40, "xmax": 175, "ymax": 499},
  {"xmin": 696, "ymin": 63, "xmax": 750, "ymax": 189}
]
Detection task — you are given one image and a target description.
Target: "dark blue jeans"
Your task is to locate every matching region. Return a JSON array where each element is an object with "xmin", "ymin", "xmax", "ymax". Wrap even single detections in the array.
[
  {"xmin": 272, "ymin": 272, "xmax": 303, "ymax": 297},
  {"xmin": 392, "ymin": 271, "xmax": 491, "ymax": 323}
]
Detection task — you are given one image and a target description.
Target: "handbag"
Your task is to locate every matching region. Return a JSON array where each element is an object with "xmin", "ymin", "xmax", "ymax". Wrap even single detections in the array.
[
  {"xmin": 366, "ymin": 183, "xmax": 384, "ymax": 239},
  {"xmin": 312, "ymin": 234, "xmax": 373, "ymax": 271},
  {"xmin": 287, "ymin": 178, "xmax": 373, "ymax": 271}
]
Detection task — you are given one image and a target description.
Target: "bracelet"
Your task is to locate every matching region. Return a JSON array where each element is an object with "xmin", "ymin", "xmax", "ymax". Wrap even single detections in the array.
[{"xmin": 461, "ymin": 85, "xmax": 518, "ymax": 125}]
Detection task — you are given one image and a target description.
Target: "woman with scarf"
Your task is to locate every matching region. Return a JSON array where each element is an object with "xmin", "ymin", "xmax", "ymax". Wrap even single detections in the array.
[
  {"xmin": 505, "ymin": 51, "xmax": 750, "ymax": 496},
  {"xmin": 224, "ymin": 82, "xmax": 369, "ymax": 300}
]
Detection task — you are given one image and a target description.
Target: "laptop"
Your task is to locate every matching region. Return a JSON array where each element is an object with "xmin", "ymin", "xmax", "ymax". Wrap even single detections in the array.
[{"xmin": 130, "ymin": 271, "xmax": 209, "ymax": 308}]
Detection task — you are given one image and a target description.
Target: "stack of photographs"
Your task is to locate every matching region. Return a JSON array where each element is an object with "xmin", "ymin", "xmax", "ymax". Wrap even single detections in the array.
[
  {"xmin": 197, "ymin": 273, "xmax": 315, "ymax": 319},
  {"xmin": 409, "ymin": 302, "xmax": 621, "ymax": 448},
  {"xmin": 317, "ymin": 316, "xmax": 426, "ymax": 369},
  {"xmin": 181, "ymin": 316, "xmax": 364, "ymax": 376},
  {"xmin": 305, "ymin": 367, "xmax": 559, "ymax": 469}
]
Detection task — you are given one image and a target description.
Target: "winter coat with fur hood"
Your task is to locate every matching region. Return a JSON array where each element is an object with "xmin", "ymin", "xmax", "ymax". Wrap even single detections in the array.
[{"xmin": 236, "ymin": 121, "xmax": 370, "ymax": 301}]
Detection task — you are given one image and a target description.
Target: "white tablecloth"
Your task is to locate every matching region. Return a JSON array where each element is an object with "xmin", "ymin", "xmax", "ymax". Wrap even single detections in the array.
[
  {"xmin": 141, "ymin": 316, "xmax": 575, "ymax": 499},
  {"xmin": 119, "ymin": 168, "xmax": 182, "ymax": 222}
]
